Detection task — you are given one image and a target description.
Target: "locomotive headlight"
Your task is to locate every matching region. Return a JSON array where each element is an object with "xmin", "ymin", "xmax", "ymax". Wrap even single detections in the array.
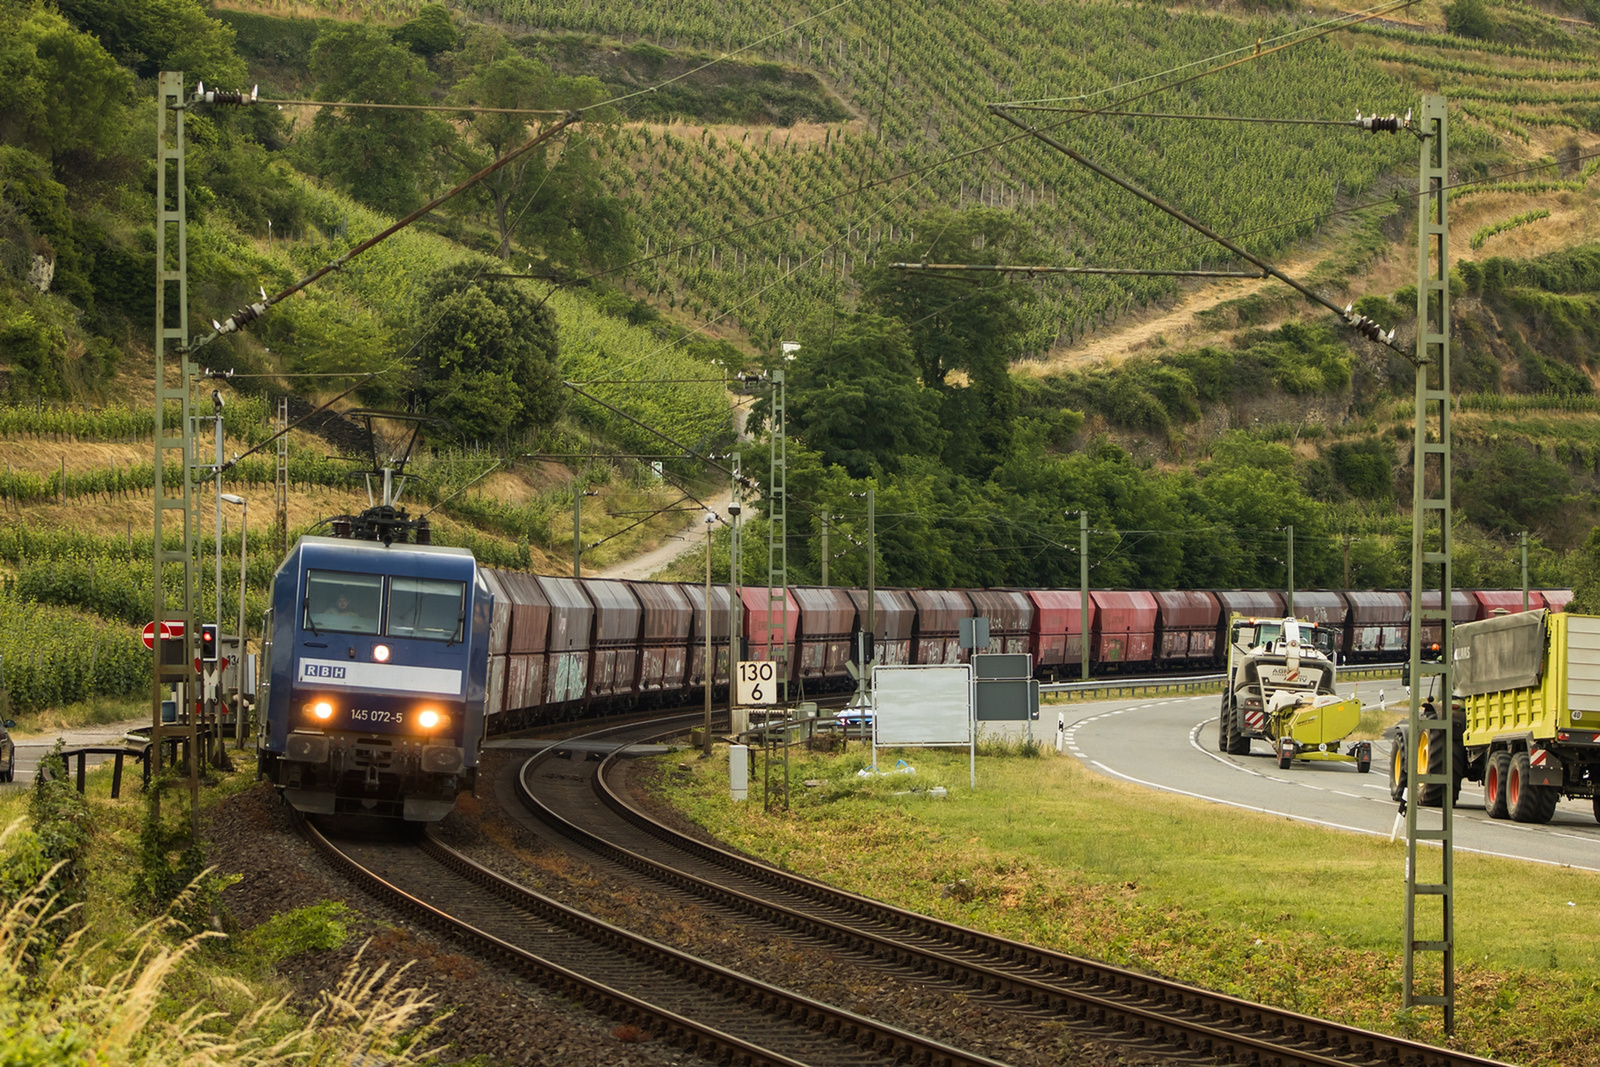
[
  {"xmin": 373, "ymin": 644, "xmax": 391, "ymax": 663},
  {"xmin": 313, "ymin": 701, "xmax": 334, "ymax": 720},
  {"xmin": 417, "ymin": 708, "xmax": 440, "ymax": 729}
]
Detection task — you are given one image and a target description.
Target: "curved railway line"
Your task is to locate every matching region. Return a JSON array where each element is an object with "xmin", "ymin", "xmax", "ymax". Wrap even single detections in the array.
[
  {"xmin": 511, "ymin": 714, "xmax": 1509, "ymax": 1067},
  {"xmin": 298, "ymin": 809, "xmax": 1010, "ymax": 1066}
]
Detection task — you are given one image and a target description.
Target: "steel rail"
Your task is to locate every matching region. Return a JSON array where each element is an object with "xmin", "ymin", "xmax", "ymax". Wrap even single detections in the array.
[
  {"xmin": 517, "ymin": 749, "xmax": 1404, "ymax": 1067},
  {"xmin": 297, "ymin": 810, "xmax": 1006, "ymax": 1067},
  {"xmin": 516, "ymin": 718, "xmax": 1509, "ymax": 1067}
]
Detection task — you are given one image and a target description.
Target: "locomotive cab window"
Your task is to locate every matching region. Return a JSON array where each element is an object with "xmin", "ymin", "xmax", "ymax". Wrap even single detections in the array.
[
  {"xmin": 304, "ymin": 571, "xmax": 383, "ymax": 634},
  {"xmin": 387, "ymin": 577, "xmax": 466, "ymax": 642}
]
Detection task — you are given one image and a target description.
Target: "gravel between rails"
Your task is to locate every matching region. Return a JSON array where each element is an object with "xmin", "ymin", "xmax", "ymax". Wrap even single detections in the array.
[{"xmin": 204, "ymin": 746, "xmax": 1159, "ymax": 1066}]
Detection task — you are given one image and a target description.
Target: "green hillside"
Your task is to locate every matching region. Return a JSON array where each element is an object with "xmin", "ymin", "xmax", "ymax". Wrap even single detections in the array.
[{"xmin": 2, "ymin": 0, "xmax": 1600, "ymax": 698}]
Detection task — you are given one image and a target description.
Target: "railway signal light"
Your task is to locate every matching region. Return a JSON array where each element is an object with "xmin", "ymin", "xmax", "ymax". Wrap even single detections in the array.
[{"xmin": 200, "ymin": 624, "xmax": 219, "ymax": 663}]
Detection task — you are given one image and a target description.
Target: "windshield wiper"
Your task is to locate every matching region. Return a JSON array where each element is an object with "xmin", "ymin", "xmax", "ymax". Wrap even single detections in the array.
[
  {"xmin": 446, "ymin": 607, "xmax": 466, "ymax": 647},
  {"xmin": 303, "ymin": 595, "xmax": 320, "ymax": 637}
]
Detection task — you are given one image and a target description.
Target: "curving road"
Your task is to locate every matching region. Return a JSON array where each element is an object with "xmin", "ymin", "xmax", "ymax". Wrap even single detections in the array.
[{"xmin": 1053, "ymin": 682, "xmax": 1600, "ymax": 871}]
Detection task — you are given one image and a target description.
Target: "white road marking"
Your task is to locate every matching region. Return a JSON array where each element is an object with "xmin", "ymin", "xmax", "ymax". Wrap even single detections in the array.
[{"xmin": 1088, "ymin": 759, "xmax": 1600, "ymax": 872}]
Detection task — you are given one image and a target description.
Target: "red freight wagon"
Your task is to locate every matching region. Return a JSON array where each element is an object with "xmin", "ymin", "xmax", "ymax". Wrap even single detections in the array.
[
  {"xmin": 1092, "ymin": 591, "xmax": 1158, "ymax": 666},
  {"xmin": 486, "ymin": 655, "xmax": 508, "ymax": 719},
  {"xmin": 1345, "ymin": 591, "xmax": 1406, "ymax": 655},
  {"xmin": 478, "ymin": 569, "xmax": 512, "ymax": 716},
  {"xmin": 967, "ymin": 590, "xmax": 1034, "ymax": 655},
  {"xmin": 504, "ymin": 654, "xmax": 530, "ymax": 719},
  {"xmin": 1213, "ymin": 591, "xmax": 1285, "ymax": 655},
  {"xmin": 1471, "ymin": 589, "xmax": 1546, "ymax": 619},
  {"xmin": 682, "ymin": 584, "xmax": 731, "ymax": 690},
  {"xmin": 910, "ymin": 590, "xmax": 974, "ymax": 665},
  {"xmin": 1152, "ymin": 591, "xmax": 1218, "ymax": 663},
  {"xmin": 494, "ymin": 570, "xmax": 552, "ymax": 713},
  {"xmin": 848, "ymin": 588, "xmax": 915, "ymax": 665},
  {"xmin": 536, "ymin": 575, "xmax": 593, "ymax": 705},
  {"xmin": 480, "ymin": 569, "xmax": 513, "ymax": 656},
  {"xmin": 792, "ymin": 587, "xmax": 856, "ymax": 684},
  {"xmin": 1415, "ymin": 590, "xmax": 1475, "ymax": 650},
  {"xmin": 1292, "ymin": 591, "xmax": 1349, "ymax": 627},
  {"xmin": 740, "ymin": 587, "xmax": 800, "ymax": 671},
  {"xmin": 584, "ymin": 579, "xmax": 642, "ymax": 701},
  {"xmin": 1028, "ymin": 590, "xmax": 1091, "ymax": 673},
  {"xmin": 631, "ymin": 581, "xmax": 691, "ymax": 698},
  {"xmin": 1545, "ymin": 589, "xmax": 1574, "ymax": 612}
]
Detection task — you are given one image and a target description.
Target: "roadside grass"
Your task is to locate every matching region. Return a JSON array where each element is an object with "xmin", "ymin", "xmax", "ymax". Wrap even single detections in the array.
[
  {"xmin": 0, "ymin": 758, "xmax": 436, "ymax": 1064},
  {"xmin": 661, "ymin": 743, "xmax": 1600, "ymax": 1064},
  {"xmin": 7, "ymin": 692, "xmax": 147, "ymax": 734}
]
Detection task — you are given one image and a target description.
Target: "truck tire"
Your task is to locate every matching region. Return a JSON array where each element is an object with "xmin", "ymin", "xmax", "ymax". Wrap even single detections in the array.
[
  {"xmin": 1416, "ymin": 729, "xmax": 1459, "ymax": 807},
  {"xmin": 1224, "ymin": 703, "xmax": 1250, "ymax": 756},
  {"xmin": 1485, "ymin": 751, "xmax": 1511, "ymax": 819},
  {"xmin": 1388, "ymin": 734, "xmax": 1407, "ymax": 802},
  {"xmin": 1592, "ymin": 793, "xmax": 1600, "ymax": 825},
  {"xmin": 1217, "ymin": 698, "xmax": 1230, "ymax": 752},
  {"xmin": 1507, "ymin": 751, "xmax": 1558, "ymax": 824}
]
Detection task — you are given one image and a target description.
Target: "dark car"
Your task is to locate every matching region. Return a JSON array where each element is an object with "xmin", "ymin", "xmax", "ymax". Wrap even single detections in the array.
[{"xmin": 0, "ymin": 720, "xmax": 15, "ymax": 783}]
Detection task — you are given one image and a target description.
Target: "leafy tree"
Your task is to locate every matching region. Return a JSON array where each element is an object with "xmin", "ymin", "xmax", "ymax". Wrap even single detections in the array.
[
  {"xmin": 296, "ymin": 24, "xmax": 449, "ymax": 213},
  {"xmin": 786, "ymin": 313, "xmax": 944, "ymax": 479},
  {"xmin": 0, "ymin": 8, "xmax": 133, "ymax": 168},
  {"xmin": 412, "ymin": 265, "xmax": 563, "ymax": 442},
  {"xmin": 53, "ymin": 0, "xmax": 245, "ymax": 84},
  {"xmin": 394, "ymin": 3, "xmax": 457, "ymax": 57},
  {"xmin": 446, "ymin": 52, "xmax": 630, "ymax": 271},
  {"xmin": 1456, "ymin": 443, "xmax": 1571, "ymax": 536},
  {"xmin": 1445, "ymin": 0, "xmax": 1494, "ymax": 38},
  {"xmin": 1328, "ymin": 438, "xmax": 1394, "ymax": 499},
  {"xmin": 860, "ymin": 208, "xmax": 1039, "ymax": 476}
]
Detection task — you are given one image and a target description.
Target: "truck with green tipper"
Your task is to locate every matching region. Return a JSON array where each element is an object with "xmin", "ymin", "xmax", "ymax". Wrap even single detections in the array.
[{"xmin": 1392, "ymin": 610, "xmax": 1600, "ymax": 823}]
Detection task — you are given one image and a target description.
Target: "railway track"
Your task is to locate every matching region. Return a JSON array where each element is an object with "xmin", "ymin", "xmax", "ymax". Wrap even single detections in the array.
[
  {"xmin": 516, "ymin": 716, "xmax": 1509, "ymax": 1067},
  {"xmin": 297, "ymin": 808, "xmax": 1010, "ymax": 1067}
]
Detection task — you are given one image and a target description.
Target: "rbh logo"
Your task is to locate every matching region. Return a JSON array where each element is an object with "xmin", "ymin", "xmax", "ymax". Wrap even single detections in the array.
[{"xmin": 304, "ymin": 664, "xmax": 347, "ymax": 680}]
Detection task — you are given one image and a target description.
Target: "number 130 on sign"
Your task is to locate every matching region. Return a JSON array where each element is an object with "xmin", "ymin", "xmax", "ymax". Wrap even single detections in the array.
[{"xmin": 737, "ymin": 661, "xmax": 778, "ymax": 705}]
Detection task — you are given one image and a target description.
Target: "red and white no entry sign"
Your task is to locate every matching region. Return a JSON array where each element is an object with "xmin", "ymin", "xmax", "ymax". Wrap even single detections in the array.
[{"xmin": 141, "ymin": 619, "xmax": 187, "ymax": 650}]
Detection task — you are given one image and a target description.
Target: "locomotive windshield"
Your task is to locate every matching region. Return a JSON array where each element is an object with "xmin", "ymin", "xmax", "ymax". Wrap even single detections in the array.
[
  {"xmin": 387, "ymin": 577, "xmax": 466, "ymax": 641},
  {"xmin": 304, "ymin": 571, "xmax": 383, "ymax": 634}
]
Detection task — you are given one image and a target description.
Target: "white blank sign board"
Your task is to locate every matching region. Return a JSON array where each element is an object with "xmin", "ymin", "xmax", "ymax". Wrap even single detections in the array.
[{"xmin": 872, "ymin": 664, "xmax": 971, "ymax": 747}]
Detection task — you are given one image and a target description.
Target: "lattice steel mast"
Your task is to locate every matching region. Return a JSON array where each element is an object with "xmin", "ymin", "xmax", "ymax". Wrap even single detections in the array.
[{"xmin": 1403, "ymin": 93, "xmax": 1455, "ymax": 1033}]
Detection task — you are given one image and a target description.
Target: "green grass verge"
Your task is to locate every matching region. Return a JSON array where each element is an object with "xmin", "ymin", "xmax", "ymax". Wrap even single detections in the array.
[{"xmin": 658, "ymin": 743, "xmax": 1600, "ymax": 1064}]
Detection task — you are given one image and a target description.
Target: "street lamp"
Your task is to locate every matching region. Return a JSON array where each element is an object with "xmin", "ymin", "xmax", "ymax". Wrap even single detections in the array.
[
  {"xmin": 221, "ymin": 493, "xmax": 247, "ymax": 747},
  {"xmin": 703, "ymin": 510, "xmax": 716, "ymax": 758}
]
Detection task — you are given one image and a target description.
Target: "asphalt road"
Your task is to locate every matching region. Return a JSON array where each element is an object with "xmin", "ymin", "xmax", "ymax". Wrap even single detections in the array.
[
  {"xmin": 1052, "ymin": 682, "xmax": 1600, "ymax": 871},
  {"xmin": 1, "ymin": 718, "xmax": 149, "ymax": 792}
]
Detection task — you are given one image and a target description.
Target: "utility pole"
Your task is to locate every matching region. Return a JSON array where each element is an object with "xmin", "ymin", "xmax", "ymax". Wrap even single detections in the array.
[
  {"xmin": 211, "ymin": 390, "xmax": 227, "ymax": 767},
  {"xmin": 767, "ymin": 365, "xmax": 788, "ymax": 704},
  {"xmin": 1286, "ymin": 525, "xmax": 1295, "ymax": 618},
  {"xmin": 820, "ymin": 515, "xmax": 829, "ymax": 587},
  {"xmin": 573, "ymin": 482, "xmax": 583, "ymax": 578},
  {"xmin": 728, "ymin": 452, "xmax": 742, "ymax": 730},
  {"xmin": 152, "ymin": 71, "xmax": 201, "ymax": 836},
  {"xmin": 1404, "ymin": 93, "xmax": 1455, "ymax": 1034},
  {"xmin": 703, "ymin": 510, "xmax": 714, "ymax": 757},
  {"xmin": 867, "ymin": 488, "xmax": 875, "ymax": 641},
  {"xmin": 273, "ymin": 396, "xmax": 288, "ymax": 558},
  {"xmin": 1079, "ymin": 511, "xmax": 1090, "ymax": 681},
  {"xmin": 1521, "ymin": 531, "xmax": 1529, "ymax": 612}
]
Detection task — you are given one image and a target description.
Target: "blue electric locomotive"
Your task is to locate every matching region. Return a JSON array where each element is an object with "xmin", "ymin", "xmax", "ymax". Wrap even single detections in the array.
[{"xmin": 259, "ymin": 534, "xmax": 491, "ymax": 821}]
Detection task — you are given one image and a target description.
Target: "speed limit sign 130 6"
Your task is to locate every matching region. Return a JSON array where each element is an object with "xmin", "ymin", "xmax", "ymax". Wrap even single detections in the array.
[{"xmin": 736, "ymin": 660, "xmax": 779, "ymax": 705}]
